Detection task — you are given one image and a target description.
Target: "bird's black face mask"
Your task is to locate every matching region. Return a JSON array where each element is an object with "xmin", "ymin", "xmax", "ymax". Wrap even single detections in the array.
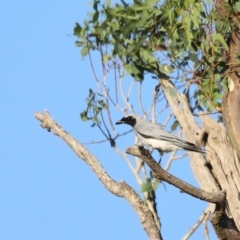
[{"xmin": 116, "ymin": 116, "xmax": 136, "ymax": 127}]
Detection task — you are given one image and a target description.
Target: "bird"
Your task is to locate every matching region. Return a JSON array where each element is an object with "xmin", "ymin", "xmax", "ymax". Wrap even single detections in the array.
[{"xmin": 115, "ymin": 114, "xmax": 205, "ymax": 155}]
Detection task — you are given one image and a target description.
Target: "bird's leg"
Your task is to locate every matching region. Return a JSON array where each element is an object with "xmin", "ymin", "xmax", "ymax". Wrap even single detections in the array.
[
  {"xmin": 148, "ymin": 146, "xmax": 153, "ymax": 155},
  {"xmin": 157, "ymin": 150, "xmax": 163, "ymax": 164}
]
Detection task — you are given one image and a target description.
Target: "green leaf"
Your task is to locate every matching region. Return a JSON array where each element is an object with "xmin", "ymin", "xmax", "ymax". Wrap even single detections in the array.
[
  {"xmin": 81, "ymin": 46, "xmax": 89, "ymax": 57},
  {"xmin": 141, "ymin": 178, "xmax": 152, "ymax": 192},
  {"xmin": 171, "ymin": 120, "xmax": 179, "ymax": 131},
  {"xmin": 93, "ymin": 0, "xmax": 100, "ymax": 11},
  {"xmin": 98, "ymin": 100, "xmax": 108, "ymax": 109},
  {"xmin": 160, "ymin": 64, "xmax": 174, "ymax": 75},
  {"xmin": 106, "ymin": 0, "xmax": 111, "ymax": 7},
  {"xmin": 80, "ymin": 111, "xmax": 89, "ymax": 121},
  {"xmin": 107, "ymin": 21, "xmax": 119, "ymax": 31},
  {"xmin": 120, "ymin": 0, "xmax": 128, "ymax": 7},
  {"xmin": 73, "ymin": 23, "xmax": 82, "ymax": 38},
  {"xmin": 189, "ymin": 53, "xmax": 198, "ymax": 65},
  {"xmin": 212, "ymin": 33, "xmax": 228, "ymax": 50},
  {"xmin": 236, "ymin": 54, "xmax": 240, "ymax": 61},
  {"xmin": 89, "ymin": 88, "xmax": 95, "ymax": 98},
  {"xmin": 234, "ymin": 2, "xmax": 240, "ymax": 12},
  {"xmin": 75, "ymin": 41, "xmax": 85, "ymax": 47},
  {"xmin": 93, "ymin": 114, "xmax": 101, "ymax": 123},
  {"xmin": 140, "ymin": 49, "xmax": 158, "ymax": 66},
  {"xmin": 92, "ymin": 11, "xmax": 99, "ymax": 23},
  {"xmin": 125, "ymin": 64, "xmax": 144, "ymax": 80}
]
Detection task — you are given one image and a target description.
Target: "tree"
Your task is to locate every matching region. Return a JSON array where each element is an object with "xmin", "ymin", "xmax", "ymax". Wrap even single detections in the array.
[{"xmin": 35, "ymin": 0, "xmax": 240, "ymax": 239}]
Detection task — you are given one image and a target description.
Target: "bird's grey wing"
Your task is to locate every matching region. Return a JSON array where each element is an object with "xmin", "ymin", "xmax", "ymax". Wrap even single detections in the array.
[
  {"xmin": 135, "ymin": 120, "xmax": 178, "ymax": 141},
  {"xmin": 135, "ymin": 120, "xmax": 193, "ymax": 146},
  {"xmin": 135, "ymin": 119, "xmax": 204, "ymax": 153}
]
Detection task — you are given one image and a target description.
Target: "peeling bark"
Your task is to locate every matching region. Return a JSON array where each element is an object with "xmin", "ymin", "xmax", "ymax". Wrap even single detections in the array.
[
  {"xmin": 126, "ymin": 145, "xmax": 240, "ymax": 240},
  {"xmin": 223, "ymin": 29, "xmax": 240, "ymax": 158},
  {"xmin": 161, "ymin": 80, "xmax": 240, "ymax": 237}
]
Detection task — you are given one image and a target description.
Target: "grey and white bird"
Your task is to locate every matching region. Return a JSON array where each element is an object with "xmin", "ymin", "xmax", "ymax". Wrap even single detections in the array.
[{"xmin": 116, "ymin": 114, "xmax": 205, "ymax": 154}]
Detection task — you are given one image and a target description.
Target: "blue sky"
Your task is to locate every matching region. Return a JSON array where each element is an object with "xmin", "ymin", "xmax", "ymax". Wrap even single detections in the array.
[{"xmin": 1, "ymin": 1, "xmax": 217, "ymax": 239}]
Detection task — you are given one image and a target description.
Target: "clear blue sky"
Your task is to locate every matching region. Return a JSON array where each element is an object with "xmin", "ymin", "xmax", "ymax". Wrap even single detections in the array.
[{"xmin": 0, "ymin": 1, "xmax": 217, "ymax": 239}]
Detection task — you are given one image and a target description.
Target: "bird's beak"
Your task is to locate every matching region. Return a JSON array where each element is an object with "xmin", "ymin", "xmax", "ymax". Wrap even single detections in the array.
[
  {"xmin": 115, "ymin": 118, "xmax": 124, "ymax": 125},
  {"xmin": 115, "ymin": 120, "xmax": 123, "ymax": 125}
]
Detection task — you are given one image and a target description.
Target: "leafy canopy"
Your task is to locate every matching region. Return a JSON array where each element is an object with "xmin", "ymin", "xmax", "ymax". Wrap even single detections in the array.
[{"xmin": 74, "ymin": 0, "xmax": 236, "ymax": 115}]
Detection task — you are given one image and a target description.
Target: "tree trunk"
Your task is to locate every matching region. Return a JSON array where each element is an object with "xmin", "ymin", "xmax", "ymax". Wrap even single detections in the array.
[{"xmin": 161, "ymin": 79, "xmax": 240, "ymax": 236}]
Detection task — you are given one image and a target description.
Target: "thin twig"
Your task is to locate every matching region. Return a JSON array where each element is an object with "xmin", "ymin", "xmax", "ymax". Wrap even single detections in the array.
[
  {"xmin": 164, "ymin": 150, "xmax": 177, "ymax": 171},
  {"xmin": 82, "ymin": 139, "xmax": 109, "ymax": 144},
  {"xmin": 182, "ymin": 205, "xmax": 212, "ymax": 240},
  {"xmin": 194, "ymin": 111, "xmax": 219, "ymax": 116},
  {"xmin": 113, "ymin": 146, "xmax": 143, "ymax": 186},
  {"xmin": 82, "ymin": 129, "xmax": 133, "ymax": 145},
  {"xmin": 100, "ymin": 111, "xmax": 112, "ymax": 139},
  {"xmin": 139, "ymin": 82, "xmax": 147, "ymax": 116},
  {"xmin": 148, "ymin": 86, "xmax": 160, "ymax": 121},
  {"xmin": 163, "ymin": 113, "xmax": 173, "ymax": 127},
  {"xmin": 102, "ymin": 71, "xmax": 117, "ymax": 134},
  {"xmin": 119, "ymin": 68, "xmax": 133, "ymax": 111},
  {"xmin": 106, "ymin": 89, "xmax": 124, "ymax": 111},
  {"xmin": 127, "ymin": 80, "xmax": 136, "ymax": 101},
  {"xmin": 164, "ymin": 152, "xmax": 188, "ymax": 171},
  {"xmin": 204, "ymin": 210, "xmax": 211, "ymax": 240},
  {"xmin": 155, "ymin": 102, "xmax": 169, "ymax": 118},
  {"xmin": 114, "ymin": 62, "xmax": 119, "ymax": 104},
  {"xmin": 88, "ymin": 50, "xmax": 102, "ymax": 92}
]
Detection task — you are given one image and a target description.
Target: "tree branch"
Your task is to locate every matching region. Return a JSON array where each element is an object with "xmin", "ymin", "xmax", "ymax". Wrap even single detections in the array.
[
  {"xmin": 126, "ymin": 145, "xmax": 240, "ymax": 240},
  {"xmin": 35, "ymin": 110, "xmax": 162, "ymax": 240},
  {"xmin": 126, "ymin": 146, "xmax": 225, "ymax": 204},
  {"xmin": 182, "ymin": 205, "xmax": 212, "ymax": 240}
]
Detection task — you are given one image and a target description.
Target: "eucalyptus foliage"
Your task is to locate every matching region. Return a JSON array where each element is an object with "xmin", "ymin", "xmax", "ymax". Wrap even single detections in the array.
[{"xmin": 74, "ymin": 0, "xmax": 237, "ymax": 118}]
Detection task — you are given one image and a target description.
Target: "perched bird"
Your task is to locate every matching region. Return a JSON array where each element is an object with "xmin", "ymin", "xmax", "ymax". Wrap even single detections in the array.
[{"xmin": 116, "ymin": 114, "xmax": 205, "ymax": 154}]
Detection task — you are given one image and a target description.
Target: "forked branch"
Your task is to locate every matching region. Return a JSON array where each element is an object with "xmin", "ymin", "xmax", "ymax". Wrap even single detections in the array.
[
  {"xmin": 126, "ymin": 146, "xmax": 225, "ymax": 203},
  {"xmin": 126, "ymin": 145, "xmax": 234, "ymax": 240},
  {"xmin": 35, "ymin": 110, "xmax": 162, "ymax": 240}
]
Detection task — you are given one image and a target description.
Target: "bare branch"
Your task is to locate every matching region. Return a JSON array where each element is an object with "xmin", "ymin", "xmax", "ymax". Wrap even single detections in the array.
[
  {"xmin": 119, "ymin": 69, "xmax": 133, "ymax": 111},
  {"xmin": 163, "ymin": 150, "xmax": 177, "ymax": 171},
  {"xmin": 163, "ymin": 113, "xmax": 173, "ymax": 127},
  {"xmin": 82, "ymin": 139, "xmax": 109, "ymax": 144},
  {"xmin": 127, "ymin": 80, "xmax": 136, "ymax": 101},
  {"xmin": 105, "ymin": 89, "xmax": 124, "ymax": 112},
  {"xmin": 88, "ymin": 51, "xmax": 102, "ymax": 92},
  {"xmin": 35, "ymin": 110, "xmax": 162, "ymax": 240},
  {"xmin": 126, "ymin": 145, "xmax": 240, "ymax": 239},
  {"xmin": 113, "ymin": 62, "xmax": 119, "ymax": 104},
  {"xmin": 82, "ymin": 129, "xmax": 133, "ymax": 145},
  {"xmin": 148, "ymin": 86, "xmax": 160, "ymax": 121},
  {"xmin": 204, "ymin": 208, "xmax": 212, "ymax": 240},
  {"xmin": 113, "ymin": 145, "xmax": 136, "ymax": 174},
  {"xmin": 102, "ymin": 69, "xmax": 117, "ymax": 134},
  {"xmin": 139, "ymin": 82, "xmax": 147, "ymax": 116},
  {"xmin": 126, "ymin": 146, "xmax": 226, "ymax": 204},
  {"xmin": 182, "ymin": 205, "xmax": 212, "ymax": 240}
]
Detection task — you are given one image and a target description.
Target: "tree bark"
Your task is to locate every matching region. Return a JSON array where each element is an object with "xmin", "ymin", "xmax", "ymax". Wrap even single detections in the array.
[
  {"xmin": 222, "ymin": 29, "xmax": 240, "ymax": 158},
  {"xmin": 161, "ymin": 79, "xmax": 240, "ymax": 235}
]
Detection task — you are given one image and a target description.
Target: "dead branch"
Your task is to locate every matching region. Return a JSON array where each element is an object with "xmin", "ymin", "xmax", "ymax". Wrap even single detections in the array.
[
  {"xmin": 35, "ymin": 110, "xmax": 162, "ymax": 240},
  {"xmin": 182, "ymin": 205, "xmax": 213, "ymax": 240}
]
